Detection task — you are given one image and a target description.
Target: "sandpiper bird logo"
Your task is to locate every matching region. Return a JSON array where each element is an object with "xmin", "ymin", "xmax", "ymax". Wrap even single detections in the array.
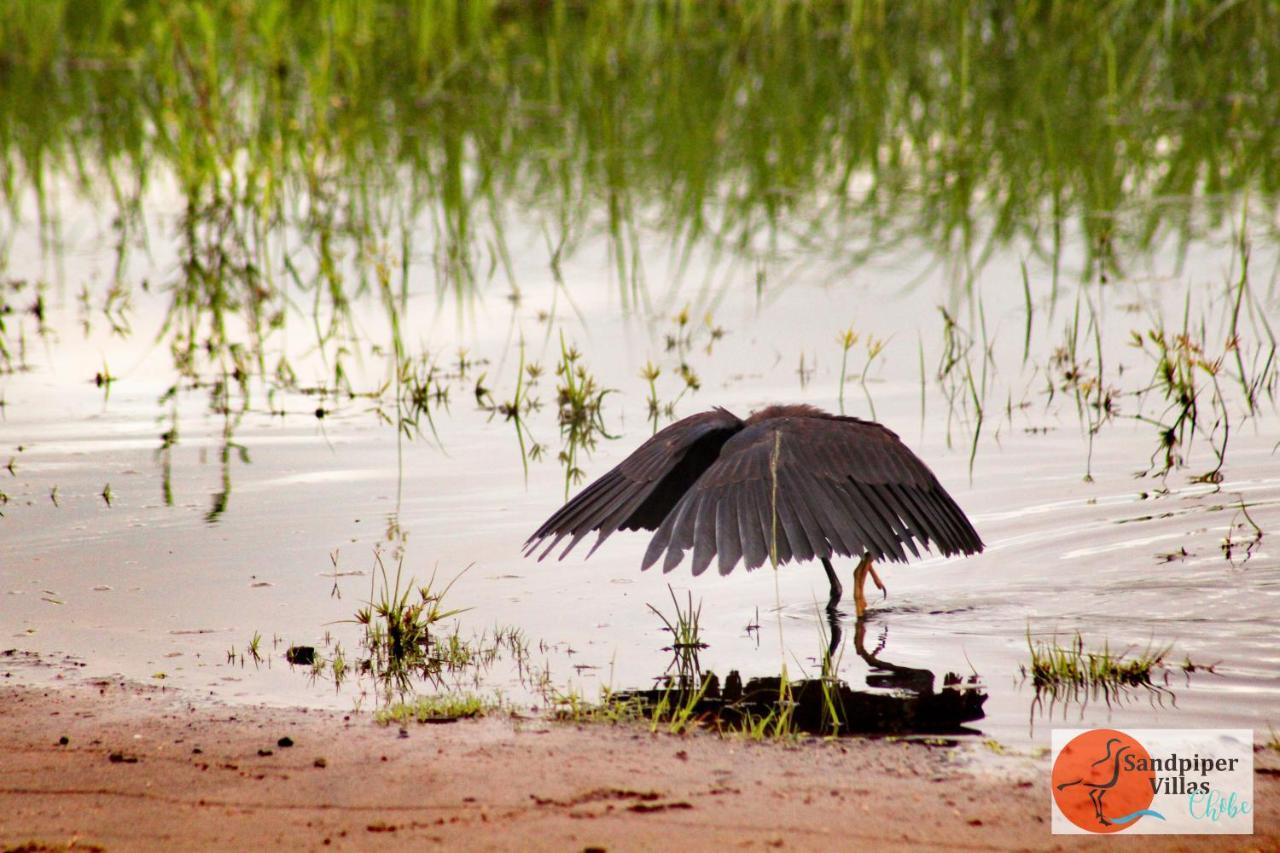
[{"xmin": 1052, "ymin": 729, "xmax": 1166, "ymax": 832}]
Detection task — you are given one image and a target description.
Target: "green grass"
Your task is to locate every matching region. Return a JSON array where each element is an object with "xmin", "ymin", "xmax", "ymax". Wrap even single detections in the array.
[
  {"xmin": 554, "ymin": 333, "xmax": 615, "ymax": 499},
  {"xmin": 545, "ymin": 600, "xmax": 820, "ymax": 743},
  {"xmin": 375, "ymin": 694, "xmax": 488, "ymax": 725},
  {"xmin": 283, "ymin": 550, "xmax": 534, "ymax": 707},
  {"xmin": 647, "ymin": 585, "xmax": 709, "ymax": 686},
  {"xmin": 721, "ymin": 674, "xmax": 800, "ymax": 743},
  {"xmin": 1, "ymin": 0, "xmax": 1277, "ymax": 503},
  {"xmin": 1023, "ymin": 631, "xmax": 1170, "ymax": 699},
  {"xmin": 246, "ymin": 630, "xmax": 264, "ymax": 665},
  {"xmin": 549, "ymin": 686, "xmax": 645, "ymax": 727},
  {"xmin": 350, "ymin": 551, "xmax": 469, "ymax": 702},
  {"xmin": 2, "ymin": 2, "xmax": 1277, "ymax": 727},
  {"xmin": 5, "ymin": 1, "xmax": 1276, "ymax": 282}
]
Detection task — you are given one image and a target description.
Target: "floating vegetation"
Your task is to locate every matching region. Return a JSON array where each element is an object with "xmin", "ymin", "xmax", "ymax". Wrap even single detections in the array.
[{"xmin": 1025, "ymin": 631, "xmax": 1167, "ymax": 690}]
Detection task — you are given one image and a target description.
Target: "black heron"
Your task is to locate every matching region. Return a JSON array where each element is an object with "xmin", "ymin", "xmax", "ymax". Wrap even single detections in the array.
[{"xmin": 524, "ymin": 404, "xmax": 983, "ymax": 616}]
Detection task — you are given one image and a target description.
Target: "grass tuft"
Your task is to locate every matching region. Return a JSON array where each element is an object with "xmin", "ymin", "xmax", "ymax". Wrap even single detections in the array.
[
  {"xmin": 1022, "ymin": 630, "xmax": 1179, "ymax": 717},
  {"xmin": 375, "ymin": 694, "xmax": 488, "ymax": 725}
]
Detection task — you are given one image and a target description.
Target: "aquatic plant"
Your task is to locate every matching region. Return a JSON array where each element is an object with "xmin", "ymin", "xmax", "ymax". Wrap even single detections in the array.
[
  {"xmin": 1025, "ymin": 631, "xmax": 1167, "ymax": 690},
  {"xmin": 1022, "ymin": 630, "xmax": 1173, "ymax": 719},
  {"xmin": 246, "ymin": 630, "xmax": 264, "ymax": 666},
  {"xmin": 836, "ymin": 326, "xmax": 887, "ymax": 419},
  {"xmin": 6, "ymin": 1, "xmax": 1278, "ymax": 291},
  {"xmin": 837, "ymin": 328, "xmax": 858, "ymax": 415},
  {"xmin": 639, "ymin": 308, "xmax": 715, "ymax": 432},
  {"xmin": 725, "ymin": 671, "xmax": 799, "ymax": 743},
  {"xmin": 1129, "ymin": 323, "xmax": 1230, "ymax": 480},
  {"xmin": 934, "ymin": 306, "xmax": 993, "ymax": 475},
  {"xmin": 351, "ymin": 551, "xmax": 470, "ymax": 702},
  {"xmin": 646, "ymin": 585, "xmax": 709, "ymax": 686},
  {"xmin": 3, "ymin": 0, "xmax": 1278, "ymax": 523},
  {"xmin": 1221, "ymin": 499, "xmax": 1264, "ymax": 567},
  {"xmin": 374, "ymin": 694, "xmax": 488, "ymax": 725},
  {"xmin": 485, "ymin": 343, "xmax": 546, "ymax": 482},
  {"xmin": 276, "ymin": 550, "xmax": 538, "ymax": 709},
  {"xmin": 554, "ymin": 334, "xmax": 615, "ymax": 499}
]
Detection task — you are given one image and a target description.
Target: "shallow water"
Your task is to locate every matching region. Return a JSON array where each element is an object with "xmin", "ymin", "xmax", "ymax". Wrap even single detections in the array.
[
  {"xmin": 3, "ymin": 2, "xmax": 1279, "ymax": 751},
  {"xmin": 3, "ymin": 202, "xmax": 1277, "ymax": 750}
]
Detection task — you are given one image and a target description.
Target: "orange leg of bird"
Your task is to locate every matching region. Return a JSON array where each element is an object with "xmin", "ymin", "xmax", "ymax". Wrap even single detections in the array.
[
  {"xmin": 853, "ymin": 556, "xmax": 869, "ymax": 617},
  {"xmin": 868, "ymin": 562, "xmax": 887, "ymax": 599},
  {"xmin": 853, "ymin": 556, "xmax": 887, "ymax": 618}
]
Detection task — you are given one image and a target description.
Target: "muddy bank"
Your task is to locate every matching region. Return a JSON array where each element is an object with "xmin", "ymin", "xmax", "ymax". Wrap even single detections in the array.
[{"xmin": 1, "ymin": 681, "xmax": 1276, "ymax": 851}]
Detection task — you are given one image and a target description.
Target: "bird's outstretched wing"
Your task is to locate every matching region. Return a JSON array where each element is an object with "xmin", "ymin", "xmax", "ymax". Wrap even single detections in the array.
[
  {"xmin": 524, "ymin": 408, "xmax": 745, "ymax": 560},
  {"xmin": 641, "ymin": 411, "xmax": 984, "ymax": 575}
]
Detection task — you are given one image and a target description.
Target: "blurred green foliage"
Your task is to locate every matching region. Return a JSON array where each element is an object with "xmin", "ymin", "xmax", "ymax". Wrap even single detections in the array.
[{"xmin": 1, "ymin": 0, "xmax": 1277, "ymax": 292}]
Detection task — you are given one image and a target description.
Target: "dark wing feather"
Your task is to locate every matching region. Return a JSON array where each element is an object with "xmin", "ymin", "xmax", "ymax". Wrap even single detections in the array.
[
  {"xmin": 640, "ymin": 410, "xmax": 984, "ymax": 573},
  {"xmin": 737, "ymin": 484, "xmax": 762, "ymax": 571},
  {"xmin": 524, "ymin": 408, "xmax": 744, "ymax": 560}
]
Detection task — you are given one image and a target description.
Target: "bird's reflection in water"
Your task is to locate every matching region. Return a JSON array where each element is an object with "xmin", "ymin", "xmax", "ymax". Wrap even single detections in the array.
[
  {"xmin": 619, "ymin": 610, "xmax": 986, "ymax": 736},
  {"xmin": 831, "ymin": 612, "xmax": 937, "ymax": 695}
]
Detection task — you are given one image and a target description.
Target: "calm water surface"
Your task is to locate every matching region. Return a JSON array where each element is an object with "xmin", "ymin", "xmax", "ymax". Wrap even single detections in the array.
[{"xmin": 1, "ymin": 2, "xmax": 1278, "ymax": 750}]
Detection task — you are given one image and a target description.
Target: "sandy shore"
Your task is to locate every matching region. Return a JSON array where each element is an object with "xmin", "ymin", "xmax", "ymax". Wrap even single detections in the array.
[{"xmin": 1, "ymin": 679, "xmax": 1275, "ymax": 851}]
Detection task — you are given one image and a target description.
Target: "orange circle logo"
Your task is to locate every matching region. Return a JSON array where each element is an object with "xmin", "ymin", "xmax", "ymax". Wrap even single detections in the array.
[{"xmin": 1052, "ymin": 729, "xmax": 1160, "ymax": 832}]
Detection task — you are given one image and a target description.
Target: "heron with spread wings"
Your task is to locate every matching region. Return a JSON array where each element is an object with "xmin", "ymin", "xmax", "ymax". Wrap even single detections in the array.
[{"xmin": 525, "ymin": 404, "xmax": 983, "ymax": 616}]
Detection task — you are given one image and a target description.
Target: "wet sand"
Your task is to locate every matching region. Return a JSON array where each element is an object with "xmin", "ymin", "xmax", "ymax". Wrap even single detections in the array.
[{"xmin": 1, "ymin": 680, "xmax": 1276, "ymax": 851}]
